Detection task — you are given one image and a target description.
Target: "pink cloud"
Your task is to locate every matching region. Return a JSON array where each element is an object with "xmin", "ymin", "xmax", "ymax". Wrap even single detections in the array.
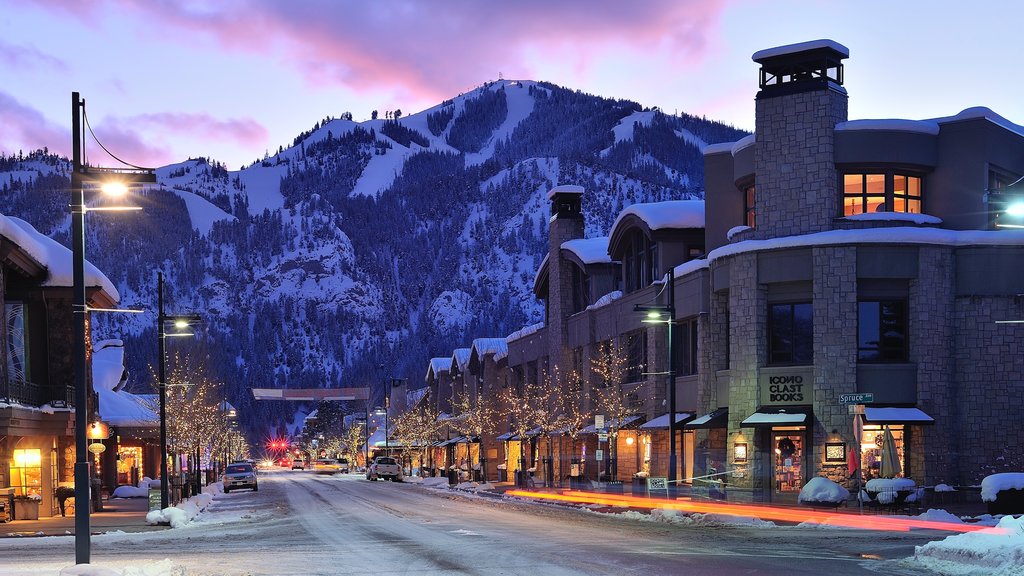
[
  {"xmin": 29, "ymin": 0, "xmax": 728, "ymax": 104},
  {"xmin": 0, "ymin": 40, "xmax": 68, "ymax": 72},
  {"xmin": 114, "ymin": 113, "xmax": 269, "ymax": 147},
  {"xmin": 0, "ymin": 91, "xmax": 70, "ymax": 157}
]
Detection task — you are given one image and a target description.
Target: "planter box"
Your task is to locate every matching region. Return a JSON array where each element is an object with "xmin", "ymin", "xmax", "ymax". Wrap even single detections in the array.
[
  {"xmin": 15, "ymin": 499, "xmax": 40, "ymax": 520},
  {"xmin": 987, "ymin": 488, "xmax": 1024, "ymax": 515}
]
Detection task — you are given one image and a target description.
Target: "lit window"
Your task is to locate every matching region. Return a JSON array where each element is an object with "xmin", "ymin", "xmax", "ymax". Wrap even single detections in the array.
[
  {"xmin": 843, "ymin": 172, "xmax": 923, "ymax": 216},
  {"xmin": 744, "ymin": 185, "xmax": 756, "ymax": 228}
]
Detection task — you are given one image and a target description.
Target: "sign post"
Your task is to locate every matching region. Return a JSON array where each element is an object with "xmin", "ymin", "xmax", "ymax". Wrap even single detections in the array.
[{"xmin": 647, "ymin": 476, "xmax": 669, "ymax": 498}]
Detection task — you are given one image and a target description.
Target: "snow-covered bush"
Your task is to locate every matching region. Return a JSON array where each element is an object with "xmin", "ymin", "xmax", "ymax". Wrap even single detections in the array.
[{"xmin": 798, "ymin": 477, "xmax": 849, "ymax": 504}]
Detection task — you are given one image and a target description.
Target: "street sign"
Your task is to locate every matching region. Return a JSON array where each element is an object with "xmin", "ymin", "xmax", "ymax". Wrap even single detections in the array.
[
  {"xmin": 598, "ymin": 433, "xmax": 608, "ymax": 442},
  {"xmin": 840, "ymin": 393, "xmax": 874, "ymax": 404},
  {"xmin": 595, "ymin": 449, "xmax": 604, "ymax": 461},
  {"xmin": 595, "ymin": 415, "xmax": 605, "ymax": 430}
]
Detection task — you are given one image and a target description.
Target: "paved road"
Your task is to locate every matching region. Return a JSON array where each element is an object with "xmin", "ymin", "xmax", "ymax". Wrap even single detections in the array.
[{"xmin": 0, "ymin": 469, "xmax": 946, "ymax": 575}]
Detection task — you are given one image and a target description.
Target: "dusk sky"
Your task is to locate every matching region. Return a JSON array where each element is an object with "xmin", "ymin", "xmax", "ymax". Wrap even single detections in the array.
[{"xmin": 2, "ymin": 0, "xmax": 1021, "ymax": 170}]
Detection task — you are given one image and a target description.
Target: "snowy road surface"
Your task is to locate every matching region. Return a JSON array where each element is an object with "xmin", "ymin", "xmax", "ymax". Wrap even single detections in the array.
[{"xmin": 0, "ymin": 469, "xmax": 949, "ymax": 575}]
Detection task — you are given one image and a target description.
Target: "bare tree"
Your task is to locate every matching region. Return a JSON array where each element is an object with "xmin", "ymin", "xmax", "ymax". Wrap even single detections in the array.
[{"xmin": 590, "ymin": 341, "xmax": 638, "ymax": 481}]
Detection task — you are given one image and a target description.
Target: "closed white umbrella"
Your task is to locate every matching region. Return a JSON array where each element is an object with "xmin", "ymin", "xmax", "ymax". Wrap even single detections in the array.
[{"xmin": 879, "ymin": 425, "xmax": 902, "ymax": 478}]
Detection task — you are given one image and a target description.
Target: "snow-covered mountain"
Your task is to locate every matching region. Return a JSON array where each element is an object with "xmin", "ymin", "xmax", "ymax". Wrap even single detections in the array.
[{"xmin": 0, "ymin": 80, "xmax": 746, "ymax": 437}]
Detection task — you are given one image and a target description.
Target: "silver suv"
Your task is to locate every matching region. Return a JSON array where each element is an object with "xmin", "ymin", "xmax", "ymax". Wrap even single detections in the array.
[
  {"xmin": 223, "ymin": 462, "xmax": 258, "ymax": 493},
  {"xmin": 367, "ymin": 456, "xmax": 403, "ymax": 481}
]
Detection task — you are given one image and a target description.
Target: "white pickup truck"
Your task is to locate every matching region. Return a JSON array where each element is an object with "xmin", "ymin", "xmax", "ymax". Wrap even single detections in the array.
[{"xmin": 367, "ymin": 456, "xmax": 403, "ymax": 481}]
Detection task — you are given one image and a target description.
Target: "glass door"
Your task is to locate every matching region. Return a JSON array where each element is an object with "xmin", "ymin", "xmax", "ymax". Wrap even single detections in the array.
[{"xmin": 771, "ymin": 429, "xmax": 804, "ymax": 495}]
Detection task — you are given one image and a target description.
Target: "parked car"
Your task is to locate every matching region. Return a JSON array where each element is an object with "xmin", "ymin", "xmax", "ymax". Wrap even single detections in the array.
[
  {"xmin": 312, "ymin": 459, "xmax": 342, "ymax": 474},
  {"xmin": 291, "ymin": 459, "xmax": 305, "ymax": 470},
  {"xmin": 367, "ymin": 456, "xmax": 403, "ymax": 481},
  {"xmin": 223, "ymin": 462, "xmax": 258, "ymax": 493},
  {"xmin": 338, "ymin": 458, "xmax": 350, "ymax": 474}
]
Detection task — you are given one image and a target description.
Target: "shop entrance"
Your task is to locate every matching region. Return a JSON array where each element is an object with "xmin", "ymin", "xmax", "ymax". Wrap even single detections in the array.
[
  {"xmin": 118, "ymin": 446, "xmax": 143, "ymax": 487},
  {"xmin": 770, "ymin": 428, "xmax": 805, "ymax": 497}
]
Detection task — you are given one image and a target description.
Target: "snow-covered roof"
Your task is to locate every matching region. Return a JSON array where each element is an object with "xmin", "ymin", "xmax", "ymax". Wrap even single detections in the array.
[
  {"xmin": 703, "ymin": 134, "xmax": 755, "ymax": 157},
  {"xmin": 93, "ymin": 340, "xmax": 158, "ymax": 428},
  {"xmin": 506, "ymin": 322, "xmax": 544, "ymax": 343},
  {"xmin": 586, "ymin": 290, "xmax": 622, "ymax": 311},
  {"xmin": 843, "ymin": 213, "xmax": 943, "ymax": 225},
  {"xmin": 752, "ymin": 39, "xmax": 849, "ymax": 61},
  {"xmin": 451, "ymin": 348, "xmax": 472, "ymax": 372},
  {"xmin": 426, "ymin": 357, "xmax": 451, "ymax": 381},
  {"xmin": 610, "ymin": 200, "xmax": 705, "ymax": 235},
  {"xmin": 930, "ymin": 106, "xmax": 1024, "ymax": 139},
  {"xmin": 562, "ymin": 237, "xmax": 611, "ymax": 264},
  {"xmin": 1, "ymin": 214, "xmax": 118, "ymax": 301},
  {"xmin": 835, "ymin": 119, "xmax": 940, "ymax": 136},
  {"xmin": 545, "ymin": 184, "xmax": 584, "ymax": 200},
  {"xmin": 472, "ymin": 338, "xmax": 508, "ymax": 359},
  {"xmin": 406, "ymin": 386, "xmax": 428, "ymax": 409},
  {"xmin": 705, "ymin": 226, "xmax": 1024, "ymax": 265}
]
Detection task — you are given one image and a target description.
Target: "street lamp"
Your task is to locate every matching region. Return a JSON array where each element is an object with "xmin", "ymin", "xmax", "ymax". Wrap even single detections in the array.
[
  {"xmin": 156, "ymin": 271, "xmax": 201, "ymax": 509},
  {"xmin": 71, "ymin": 91, "xmax": 154, "ymax": 564},
  {"xmin": 634, "ymin": 268, "xmax": 677, "ymax": 490}
]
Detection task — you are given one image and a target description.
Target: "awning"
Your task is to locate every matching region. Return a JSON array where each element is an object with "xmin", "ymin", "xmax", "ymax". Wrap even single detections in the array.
[
  {"xmin": 741, "ymin": 406, "xmax": 811, "ymax": 428},
  {"xmin": 684, "ymin": 408, "xmax": 728, "ymax": 429},
  {"xmin": 863, "ymin": 407, "xmax": 935, "ymax": 425},
  {"xmin": 582, "ymin": 415, "xmax": 643, "ymax": 434},
  {"xmin": 639, "ymin": 412, "xmax": 695, "ymax": 430},
  {"xmin": 496, "ymin": 432, "xmax": 516, "ymax": 441}
]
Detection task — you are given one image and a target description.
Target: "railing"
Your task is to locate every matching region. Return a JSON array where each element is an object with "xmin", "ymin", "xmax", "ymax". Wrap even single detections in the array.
[
  {"xmin": 1, "ymin": 379, "xmax": 75, "ymax": 407},
  {"xmin": 2, "ymin": 378, "xmax": 44, "ymax": 406}
]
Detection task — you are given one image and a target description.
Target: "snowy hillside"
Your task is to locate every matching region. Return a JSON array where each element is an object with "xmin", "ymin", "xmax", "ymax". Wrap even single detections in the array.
[{"xmin": 0, "ymin": 80, "xmax": 746, "ymax": 437}]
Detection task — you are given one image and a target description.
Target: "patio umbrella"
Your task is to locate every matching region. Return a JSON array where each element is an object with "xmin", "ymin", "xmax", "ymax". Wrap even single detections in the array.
[{"xmin": 879, "ymin": 425, "xmax": 902, "ymax": 478}]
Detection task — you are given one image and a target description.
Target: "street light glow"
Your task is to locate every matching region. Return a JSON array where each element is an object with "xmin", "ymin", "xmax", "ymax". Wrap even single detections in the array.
[
  {"xmin": 1007, "ymin": 201, "xmax": 1024, "ymax": 217},
  {"xmin": 174, "ymin": 319, "xmax": 190, "ymax": 329},
  {"xmin": 100, "ymin": 181, "xmax": 129, "ymax": 197}
]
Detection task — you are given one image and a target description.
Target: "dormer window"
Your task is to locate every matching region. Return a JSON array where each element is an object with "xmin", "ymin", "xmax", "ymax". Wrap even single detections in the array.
[
  {"xmin": 623, "ymin": 229, "xmax": 657, "ymax": 293},
  {"xmin": 843, "ymin": 172, "xmax": 922, "ymax": 216}
]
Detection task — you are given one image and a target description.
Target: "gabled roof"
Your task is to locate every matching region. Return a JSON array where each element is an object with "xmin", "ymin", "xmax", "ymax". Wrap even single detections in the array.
[
  {"xmin": 426, "ymin": 357, "xmax": 451, "ymax": 382},
  {"xmin": 450, "ymin": 348, "xmax": 472, "ymax": 373},
  {"xmin": 469, "ymin": 337, "xmax": 508, "ymax": 367}
]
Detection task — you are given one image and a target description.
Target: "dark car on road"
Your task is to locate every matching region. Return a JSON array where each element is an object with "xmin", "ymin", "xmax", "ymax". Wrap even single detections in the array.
[{"xmin": 223, "ymin": 462, "xmax": 258, "ymax": 493}]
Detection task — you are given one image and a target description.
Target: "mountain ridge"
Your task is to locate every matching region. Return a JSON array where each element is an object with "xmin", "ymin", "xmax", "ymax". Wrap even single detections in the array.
[{"xmin": 0, "ymin": 79, "xmax": 747, "ymax": 438}]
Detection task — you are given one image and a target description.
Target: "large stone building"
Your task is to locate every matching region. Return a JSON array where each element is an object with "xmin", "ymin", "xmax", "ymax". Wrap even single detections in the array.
[{"xmin": 419, "ymin": 39, "xmax": 1024, "ymax": 500}]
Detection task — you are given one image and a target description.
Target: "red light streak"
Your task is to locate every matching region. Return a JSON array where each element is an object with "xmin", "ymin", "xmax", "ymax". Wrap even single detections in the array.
[{"xmin": 505, "ymin": 489, "xmax": 1005, "ymax": 534}]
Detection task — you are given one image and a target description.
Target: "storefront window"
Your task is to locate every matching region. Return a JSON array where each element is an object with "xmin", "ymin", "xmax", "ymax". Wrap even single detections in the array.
[
  {"xmin": 11, "ymin": 448, "xmax": 42, "ymax": 497},
  {"xmin": 117, "ymin": 446, "xmax": 144, "ymax": 486},
  {"xmin": 861, "ymin": 425, "xmax": 906, "ymax": 480}
]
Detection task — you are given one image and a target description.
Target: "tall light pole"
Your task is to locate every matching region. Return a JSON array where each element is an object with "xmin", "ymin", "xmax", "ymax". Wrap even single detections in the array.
[
  {"xmin": 71, "ymin": 91, "xmax": 153, "ymax": 564},
  {"xmin": 157, "ymin": 272, "xmax": 200, "ymax": 508},
  {"xmin": 635, "ymin": 268, "xmax": 677, "ymax": 489}
]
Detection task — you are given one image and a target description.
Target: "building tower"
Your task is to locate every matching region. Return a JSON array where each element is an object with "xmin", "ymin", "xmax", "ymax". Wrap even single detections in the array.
[{"xmin": 752, "ymin": 40, "xmax": 849, "ymax": 239}]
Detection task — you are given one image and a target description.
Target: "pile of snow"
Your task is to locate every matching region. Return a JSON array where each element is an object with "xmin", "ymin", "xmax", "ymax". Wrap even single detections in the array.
[
  {"xmin": 421, "ymin": 477, "xmax": 451, "ymax": 488},
  {"xmin": 935, "ymin": 483, "xmax": 958, "ymax": 492},
  {"xmin": 111, "ymin": 485, "xmax": 148, "ymax": 498},
  {"xmin": 914, "ymin": 515, "xmax": 1024, "ymax": 575},
  {"xmin": 913, "ymin": 509, "xmax": 965, "ymax": 524},
  {"xmin": 981, "ymin": 473, "xmax": 1024, "ymax": 502},
  {"xmin": 59, "ymin": 559, "xmax": 181, "ymax": 576},
  {"xmin": 798, "ymin": 477, "xmax": 849, "ymax": 504},
  {"xmin": 453, "ymin": 481, "xmax": 495, "ymax": 492},
  {"xmin": 145, "ymin": 491, "xmax": 214, "ymax": 528}
]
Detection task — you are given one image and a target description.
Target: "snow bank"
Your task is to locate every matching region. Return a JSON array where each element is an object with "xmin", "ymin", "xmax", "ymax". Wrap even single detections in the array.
[
  {"xmin": 145, "ymin": 491, "xmax": 214, "ymax": 528},
  {"xmin": 421, "ymin": 477, "xmax": 450, "ymax": 488},
  {"xmin": 798, "ymin": 477, "xmax": 849, "ymax": 504},
  {"xmin": 914, "ymin": 514, "xmax": 1024, "ymax": 576},
  {"xmin": 111, "ymin": 485, "xmax": 148, "ymax": 498},
  {"xmin": 981, "ymin": 473, "xmax": 1024, "ymax": 502}
]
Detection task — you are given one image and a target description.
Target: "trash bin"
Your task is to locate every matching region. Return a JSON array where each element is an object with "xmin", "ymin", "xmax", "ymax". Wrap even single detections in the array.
[
  {"xmin": 498, "ymin": 468, "xmax": 507, "ymax": 482},
  {"xmin": 448, "ymin": 469, "xmax": 458, "ymax": 486}
]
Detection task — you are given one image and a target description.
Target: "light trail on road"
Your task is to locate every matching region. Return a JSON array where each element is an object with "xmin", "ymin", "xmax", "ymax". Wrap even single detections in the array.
[{"xmin": 505, "ymin": 489, "xmax": 1006, "ymax": 534}]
